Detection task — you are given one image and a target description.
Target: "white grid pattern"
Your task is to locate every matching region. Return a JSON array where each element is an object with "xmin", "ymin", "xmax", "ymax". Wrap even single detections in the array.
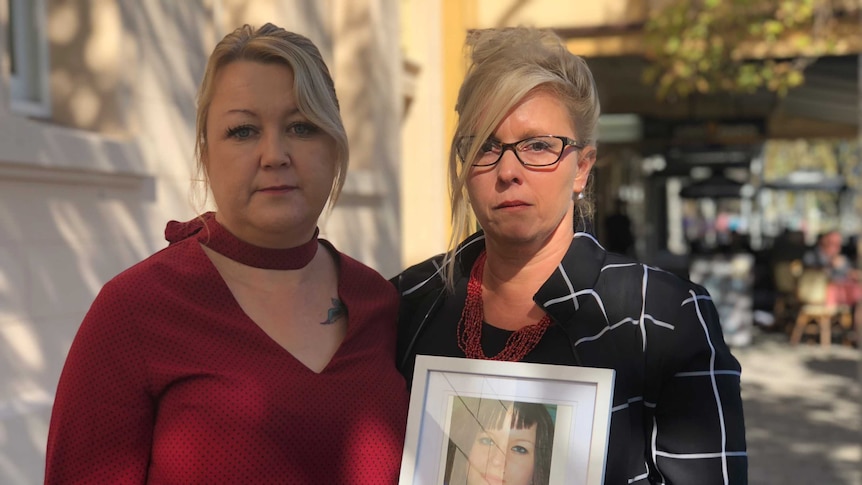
[{"xmin": 397, "ymin": 231, "xmax": 748, "ymax": 484}]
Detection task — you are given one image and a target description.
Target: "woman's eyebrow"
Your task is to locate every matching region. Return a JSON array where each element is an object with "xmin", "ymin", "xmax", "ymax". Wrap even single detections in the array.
[{"xmin": 222, "ymin": 107, "xmax": 301, "ymax": 117}]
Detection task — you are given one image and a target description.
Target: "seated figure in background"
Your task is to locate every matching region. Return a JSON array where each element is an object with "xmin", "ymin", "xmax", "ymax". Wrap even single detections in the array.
[{"xmin": 803, "ymin": 230, "xmax": 862, "ymax": 332}]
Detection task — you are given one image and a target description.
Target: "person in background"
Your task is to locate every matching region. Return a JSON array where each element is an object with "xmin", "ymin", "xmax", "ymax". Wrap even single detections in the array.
[
  {"xmin": 602, "ymin": 197, "xmax": 635, "ymax": 256},
  {"xmin": 45, "ymin": 23, "xmax": 407, "ymax": 484},
  {"xmin": 394, "ymin": 27, "xmax": 746, "ymax": 484},
  {"xmin": 803, "ymin": 230, "xmax": 862, "ymax": 329},
  {"xmin": 803, "ymin": 230, "xmax": 858, "ymax": 284}
]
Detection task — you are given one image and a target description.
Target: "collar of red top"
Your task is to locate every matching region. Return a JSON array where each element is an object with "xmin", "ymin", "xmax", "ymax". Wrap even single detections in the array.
[{"xmin": 165, "ymin": 212, "xmax": 318, "ymax": 270}]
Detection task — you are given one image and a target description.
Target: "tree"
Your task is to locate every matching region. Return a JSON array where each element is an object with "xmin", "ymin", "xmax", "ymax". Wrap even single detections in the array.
[{"xmin": 643, "ymin": 0, "xmax": 851, "ymax": 100}]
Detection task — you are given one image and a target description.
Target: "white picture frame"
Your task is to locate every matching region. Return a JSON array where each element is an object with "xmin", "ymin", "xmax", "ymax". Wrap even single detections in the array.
[{"xmin": 399, "ymin": 355, "xmax": 615, "ymax": 485}]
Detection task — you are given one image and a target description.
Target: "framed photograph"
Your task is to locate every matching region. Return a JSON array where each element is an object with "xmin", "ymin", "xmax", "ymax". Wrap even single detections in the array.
[{"xmin": 399, "ymin": 355, "xmax": 615, "ymax": 485}]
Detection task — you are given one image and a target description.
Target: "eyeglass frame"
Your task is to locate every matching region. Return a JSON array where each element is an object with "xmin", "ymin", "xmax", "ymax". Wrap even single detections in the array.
[{"xmin": 456, "ymin": 135, "xmax": 586, "ymax": 167}]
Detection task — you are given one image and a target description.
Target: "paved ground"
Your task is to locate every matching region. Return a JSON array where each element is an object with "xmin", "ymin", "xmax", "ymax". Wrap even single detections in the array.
[{"xmin": 735, "ymin": 329, "xmax": 861, "ymax": 484}]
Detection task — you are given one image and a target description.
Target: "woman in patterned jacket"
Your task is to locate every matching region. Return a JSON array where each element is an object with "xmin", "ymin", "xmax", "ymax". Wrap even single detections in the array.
[{"xmin": 393, "ymin": 27, "xmax": 747, "ymax": 484}]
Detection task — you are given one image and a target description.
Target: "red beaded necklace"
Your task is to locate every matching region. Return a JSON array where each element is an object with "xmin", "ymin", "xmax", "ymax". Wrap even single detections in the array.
[{"xmin": 457, "ymin": 251, "xmax": 552, "ymax": 361}]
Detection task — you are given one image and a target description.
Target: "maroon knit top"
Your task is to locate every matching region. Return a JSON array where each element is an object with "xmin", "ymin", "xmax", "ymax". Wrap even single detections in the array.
[{"xmin": 45, "ymin": 215, "xmax": 408, "ymax": 484}]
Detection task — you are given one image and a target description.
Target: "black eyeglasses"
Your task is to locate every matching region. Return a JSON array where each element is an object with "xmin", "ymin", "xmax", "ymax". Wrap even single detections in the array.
[{"xmin": 456, "ymin": 135, "xmax": 585, "ymax": 167}]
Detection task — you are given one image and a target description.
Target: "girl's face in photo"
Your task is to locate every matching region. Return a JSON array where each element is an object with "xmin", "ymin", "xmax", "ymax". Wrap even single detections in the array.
[{"xmin": 466, "ymin": 417, "xmax": 537, "ymax": 485}]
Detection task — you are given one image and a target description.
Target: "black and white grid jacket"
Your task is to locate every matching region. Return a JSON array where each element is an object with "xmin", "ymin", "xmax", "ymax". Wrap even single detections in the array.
[{"xmin": 393, "ymin": 231, "xmax": 747, "ymax": 485}]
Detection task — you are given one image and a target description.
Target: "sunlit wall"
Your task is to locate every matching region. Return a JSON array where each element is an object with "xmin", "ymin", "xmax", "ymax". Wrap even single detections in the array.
[{"xmin": 0, "ymin": 1, "xmax": 401, "ymax": 483}]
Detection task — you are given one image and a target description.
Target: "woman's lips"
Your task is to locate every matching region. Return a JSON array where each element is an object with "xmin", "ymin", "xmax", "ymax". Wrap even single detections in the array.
[
  {"xmin": 495, "ymin": 200, "xmax": 529, "ymax": 209},
  {"xmin": 258, "ymin": 185, "xmax": 295, "ymax": 193}
]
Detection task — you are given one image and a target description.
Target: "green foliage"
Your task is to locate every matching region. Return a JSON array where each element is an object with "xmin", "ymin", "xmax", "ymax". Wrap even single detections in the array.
[{"xmin": 643, "ymin": 0, "xmax": 840, "ymax": 100}]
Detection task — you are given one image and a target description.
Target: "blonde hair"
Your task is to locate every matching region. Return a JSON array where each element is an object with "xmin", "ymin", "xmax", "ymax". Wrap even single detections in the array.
[
  {"xmin": 444, "ymin": 27, "xmax": 601, "ymax": 290},
  {"xmin": 193, "ymin": 23, "xmax": 348, "ymax": 211}
]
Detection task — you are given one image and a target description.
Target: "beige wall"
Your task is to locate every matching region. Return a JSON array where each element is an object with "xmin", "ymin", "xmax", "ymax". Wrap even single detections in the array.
[
  {"xmin": 326, "ymin": 0, "xmax": 402, "ymax": 277},
  {"xmin": 0, "ymin": 1, "xmax": 401, "ymax": 483},
  {"xmin": 474, "ymin": 0, "xmax": 646, "ymax": 29},
  {"xmin": 0, "ymin": 3, "xmax": 207, "ymax": 482},
  {"xmin": 399, "ymin": 0, "xmax": 450, "ymax": 267},
  {"xmin": 47, "ymin": 0, "xmax": 126, "ymax": 135}
]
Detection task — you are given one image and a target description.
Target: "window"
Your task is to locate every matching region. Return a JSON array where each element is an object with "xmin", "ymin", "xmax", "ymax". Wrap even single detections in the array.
[{"xmin": 7, "ymin": 0, "xmax": 50, "ymax": 116}]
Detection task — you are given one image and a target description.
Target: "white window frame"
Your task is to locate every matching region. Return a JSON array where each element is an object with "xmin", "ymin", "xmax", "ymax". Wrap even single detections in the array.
[{"xmin": 7, "ymin": 0, "xmax": 50, "ymax": 117}]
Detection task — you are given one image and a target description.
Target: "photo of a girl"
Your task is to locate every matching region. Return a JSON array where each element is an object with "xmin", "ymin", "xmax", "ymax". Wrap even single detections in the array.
[{"xmin": 444, "ymin": 397, "xmax": 556, "ymax": 485}]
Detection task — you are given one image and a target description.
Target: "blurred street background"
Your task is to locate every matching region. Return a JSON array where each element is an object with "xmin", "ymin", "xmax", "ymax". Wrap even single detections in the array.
[
  {"xmin": 738, "ymin": 330, "xmax": 860, "ymax": 485},
  {"xmin": 1, "ymin": 1, "xmax": 861, "ymax": 483}
]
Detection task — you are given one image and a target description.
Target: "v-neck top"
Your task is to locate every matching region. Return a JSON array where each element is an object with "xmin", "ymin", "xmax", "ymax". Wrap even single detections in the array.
[{"xmin": 45, "ymin": 224, "xmax": 408, "ymax": 484}]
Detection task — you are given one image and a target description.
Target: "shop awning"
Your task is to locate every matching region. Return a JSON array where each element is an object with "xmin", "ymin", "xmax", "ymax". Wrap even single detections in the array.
[
  {"xmin": 679, "ymin": 173, "xmax": 752, "ymax": 199},
  {"xmin": 762, "ymin": 170, "xmax": 848, "ymax": 192}
]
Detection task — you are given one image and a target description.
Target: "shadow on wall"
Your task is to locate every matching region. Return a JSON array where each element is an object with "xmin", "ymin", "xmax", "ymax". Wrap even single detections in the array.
[
  {"xmin": 48, "ymin": 0, "xmax": 124, "ymax": 134},
  {"xmin": 492, "ymin": 0, "xmax": 536, "ymax": 27},
  {"xmin": 329, "ymin": 1, "xmax": 401, "ymax": 277},
  {"xmin": 48, "ymin": 0, "xmax": 209, "ymax": 136},
  {"xmin": 0, "ymin": 2, "xmax": 219, "ymax": 484},
  {"xmin": 221, "ymin": 0, "xmax": 331, "ymax": 51},
  {"xmin": 118, "ymin": 0, "xmax": 211, "ymax": 201},
  {"xmin": 0, "ymin": 176, "xmax": 159, "ymax": 485}
]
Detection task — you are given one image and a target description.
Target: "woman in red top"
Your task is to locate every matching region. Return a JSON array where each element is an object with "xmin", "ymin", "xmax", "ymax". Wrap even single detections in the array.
[{"xmin": 45, "ymin": 23, "xmax": 407, "ymax": 484}]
